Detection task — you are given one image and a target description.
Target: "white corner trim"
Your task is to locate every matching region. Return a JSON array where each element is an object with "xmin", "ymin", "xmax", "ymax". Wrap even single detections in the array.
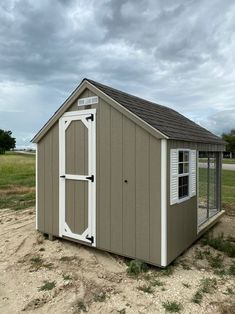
[
  {"xmin": 35, "ymin": 144, "xmax": 38, "ymax": 230},
  {"xmin": 161, "ymin": 139, "xmax": 167, "ymax": 266}
]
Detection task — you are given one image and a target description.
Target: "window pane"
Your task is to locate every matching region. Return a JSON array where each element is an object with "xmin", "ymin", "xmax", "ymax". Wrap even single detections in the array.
[
  {"xmin": 178, "ymin": 175, "xmax": 189, "ymax": 199},
  {"xmin": 179, "ymin": 186, "xmax": 184, "ymax": 198},
  {"xmin": 184, "ymin": 163, "xmax": 189, "ymax": 173},
  {"xmin": 183, "ymin": 151, "xmax": 189, "ymax": 162},
  {"xmin": 183, "ymin": 176, "xmax": 189, "ymax": 185},
  {"xmin": 178, "ymin": 163, "xmax": 183, "ymax": 174},
  {"xmin": 183, "ymin": 185, "xmax": 188, "ymax": 196},
  {"xmin": 179, "ymin": 151, "xmax": 183, "ymax": 162},
  {"xmin": 179, "ymin": 176, "xmax": 183, "ymax": 186}
]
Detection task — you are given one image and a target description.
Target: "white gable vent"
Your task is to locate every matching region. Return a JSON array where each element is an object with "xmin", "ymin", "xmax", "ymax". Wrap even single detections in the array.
[{"xmin": 78, "ymin": 96, "xmax": 98, "ymax": 107}]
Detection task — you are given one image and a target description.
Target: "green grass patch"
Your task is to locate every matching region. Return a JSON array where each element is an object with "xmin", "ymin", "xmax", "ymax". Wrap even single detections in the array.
[
  {"xmin": 201, "ymin": 233, "xmax": 235, "ymax": 258},
  {"xmin": 126, "ymin": 260, "xmax": 148, "ymax": 276},
  {"xmin": 162, "ymin": 301, "xmax": 183, "ymax": 313},
  {"xmin": 38, "ymin": 281, "xmax": 56, "ymax": 291},
  {"xmin": 192, "ymin": 277, "xmax": 217, "ymax": 304},
  {"xmin": 0, "ymin": 152, "xmax": 35, "ymax": 210},
  {"xmin": 137, "ymin": 284, "xmax": 154, "ymax": 294}
]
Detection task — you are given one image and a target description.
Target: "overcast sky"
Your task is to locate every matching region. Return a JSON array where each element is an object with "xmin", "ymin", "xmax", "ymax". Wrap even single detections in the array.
[{"xmin": 0, "ymin": 0, "xmax": 235, "ymax": 147}]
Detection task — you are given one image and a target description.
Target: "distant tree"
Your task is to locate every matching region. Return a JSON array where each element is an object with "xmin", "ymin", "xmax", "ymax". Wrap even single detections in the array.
[
  {"xmin": 0, "ymin": 129, "xmax": 16, "ymax": 154},
  {"xmin": 222, "ymin": 129, "xmax": 235, "ymax": 157}
]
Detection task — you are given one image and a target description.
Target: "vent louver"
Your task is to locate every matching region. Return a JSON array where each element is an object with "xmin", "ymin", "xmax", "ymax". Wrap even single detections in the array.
[{"xmin": 78, "ymin": 96, "xmax": 98, "ymax": 107}]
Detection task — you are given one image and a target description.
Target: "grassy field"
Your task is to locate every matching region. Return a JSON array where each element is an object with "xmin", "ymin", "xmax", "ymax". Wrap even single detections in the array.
[
  {"xmin": 0, "ymin": 152, "xmax": 234, "ymax": 213},
  {"xmin": 200, "ymin": 158, "xmax": 235, "ymax": 164},
  {"xmin": 199, "ymin": 167, "xmax": 235, "ymax": 211},
  {"xmin": 0, "ymin": 152, "xmax": 35, "ymax": 210}
]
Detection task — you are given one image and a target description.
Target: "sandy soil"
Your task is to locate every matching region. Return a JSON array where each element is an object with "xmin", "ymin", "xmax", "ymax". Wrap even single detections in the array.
[{"xmin": 0, "ymin": 208, "xmax": 234, "ymax": 314}]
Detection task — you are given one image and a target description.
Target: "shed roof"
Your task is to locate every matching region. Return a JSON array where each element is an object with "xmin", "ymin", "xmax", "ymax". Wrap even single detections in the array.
[
  {"xmin": 86, "ymin": 79, "xmax": 225, "ymax": 145},
  {"xmin": 32, "ymin": 78, "xmax": 226, "ymax": 145}
]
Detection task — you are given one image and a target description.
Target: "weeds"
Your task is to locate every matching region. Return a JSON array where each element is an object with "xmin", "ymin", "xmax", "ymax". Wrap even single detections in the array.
[
  {"xmin": 117, "ymin": 309, "xmax": 126, "ymax": 314},
  {"xmin": 74, "ymin": 300, "xmax": 87, "ymax": 312},
  {"xmin": 161, "ymin": 265, "xmax": 174, "ymax": 276},
  {"xmin": 137, "ymin": 284, "xmax": 154, "ymax": 294},
  {"xmin": 207, "ymin": 254, "xmax": 224, "ymax": 269},
  {"xmin": 201, "ymin": 233, "xmax": 235, "ymax": 258},
  {"xmin": 38, "ymin": 281, "xmax": 56, "ymax": 291},
  {"xmin": 126, "ymin": 260, "xmax": 148, "ymax": 276},
  {"xmin": 162, "ymin": 301, "xmax": 183, "ymax": 313},
  {"xmin": 63, "ymin": 274, "xmax": 72, "ymax": 281},
  {"xmin": 192, "ymin": 277, "xmax": 217, "ymax": 304},
  {"xmin": 224, "ymin": 287, "xmax": 234, "ymax": 295},
  {"xmin": 182, "ymin": 283, "xmax": 191, "ymax": 288},
  {"xmin": 29, "ymin": 255, "xmax": 53, "ymax": 271},
  {"xmin": 150, "ymin": 278, "xmax": 165, "ymax": 287},
  {"xmin": 228, "ymin": 262, "xmax": 235, "ymax": 276}
]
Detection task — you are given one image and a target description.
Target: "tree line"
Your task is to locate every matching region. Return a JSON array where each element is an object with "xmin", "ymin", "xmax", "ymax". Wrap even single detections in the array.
[
  {"xmin": 0, "ymin": 129, "xmax": 16, "ymax": 154},
  {"xmin": 222, "ymin": 129, "xmax": 235, "ymax": 157}
]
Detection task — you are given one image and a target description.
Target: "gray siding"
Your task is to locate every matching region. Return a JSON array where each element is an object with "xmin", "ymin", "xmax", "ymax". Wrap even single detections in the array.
[
  {"xmin": 37, "ymin": 123, "xmax": 59, "ymax": 236},
  {"xmin": 96, "ymin": 97, "xmax": 162, "ymax": 265},
  {"xmin": 166, "ymin": 140, "xmax": 224, "ymax": 264},
  {"xmin": 37, "ymin": 87, "xmax": 162, "ymax": 265}
]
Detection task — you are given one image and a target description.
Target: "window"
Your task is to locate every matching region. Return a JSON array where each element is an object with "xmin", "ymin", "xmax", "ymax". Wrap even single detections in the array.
[
  {"xmin": 178, "ymin": 151, "xmax": 189, "ymax": 199},
  {"xmin": 170, "ymin": 149, "xmax": 196, "ymax": 205}
]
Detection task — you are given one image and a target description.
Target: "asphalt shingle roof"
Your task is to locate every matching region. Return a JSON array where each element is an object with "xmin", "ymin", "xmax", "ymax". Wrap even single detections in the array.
[{"xmin": 86, "ymin": 79, "xmax": 225, "ymax": 145}]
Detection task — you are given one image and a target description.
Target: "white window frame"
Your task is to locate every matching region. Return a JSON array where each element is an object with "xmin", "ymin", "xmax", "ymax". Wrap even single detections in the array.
[
  {"xmin": 170, "ymin": 148, "xmax": 196, "ymax": 205},
  {"xmin": 178, "ymin": 150, "xmax": 190, "ymax": 202}
]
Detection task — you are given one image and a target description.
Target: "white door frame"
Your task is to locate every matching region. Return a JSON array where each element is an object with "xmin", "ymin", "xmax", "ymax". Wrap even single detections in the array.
[{"xmin": 59, "ymin": 109, "xmax": 96, "ymax": 247}]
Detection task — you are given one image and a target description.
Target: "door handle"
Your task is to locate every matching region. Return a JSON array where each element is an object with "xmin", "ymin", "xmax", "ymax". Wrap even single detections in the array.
[
  {"xmin": 60, "ymin": 175, "xmax": 66, "ymax": 178},
  {"xmin": 86, "ymin": 175, "xmax": 94, "ymax": 182}
]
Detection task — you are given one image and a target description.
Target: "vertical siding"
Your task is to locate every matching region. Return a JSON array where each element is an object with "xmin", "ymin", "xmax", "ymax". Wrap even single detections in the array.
[
  {"xmin": 98, "ymin": 99, "xmax": 111, "ymax": 249},
  {"xmin": 110, "ymin": 109, "xmax": 123, "ymax": 253},
  {"xmin": 52, "ymin": 124, "xmax": 59, "ymax": 235},
  {"xmin": 97, "ymin": 101, "xmax": 162, "ymax": 265},
  {"xmin": 135, "ymin": 126, "xmax": 150, "ymax": 260},
  {"xmin": 122, "ymin": 117, "xmax": 136, "ymax": 257},
  {"xmin": 37, "ymin": 88, "xmax": 162, "ymax": 265},
  {"xmin": 38, "ymin": 122, "xmax": 59, "ymax": 236}
]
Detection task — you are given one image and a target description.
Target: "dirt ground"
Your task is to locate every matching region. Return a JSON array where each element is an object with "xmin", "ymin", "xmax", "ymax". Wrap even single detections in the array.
[{"xmin": 0, "ymin": 208, "xmax": 234, "ymax": 314}]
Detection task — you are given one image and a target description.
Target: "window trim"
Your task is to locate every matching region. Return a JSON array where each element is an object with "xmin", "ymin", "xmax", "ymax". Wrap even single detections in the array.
[
  {"xmin": 170, "ymin": 147, "xmax": 195, "ymax": 205},
  {"xmin": 178, "ymin": 150, "xmax": 190, "ymax": 200}
]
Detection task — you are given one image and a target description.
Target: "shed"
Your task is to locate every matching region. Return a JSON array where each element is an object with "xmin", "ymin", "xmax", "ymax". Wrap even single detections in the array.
[{"xmin": 32, "ymin": 78, "xmax": 226, "ymax": 267}]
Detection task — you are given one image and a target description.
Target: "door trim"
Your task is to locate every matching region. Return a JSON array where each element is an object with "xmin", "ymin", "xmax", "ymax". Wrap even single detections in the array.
[{"xmin": 59, "ymin": 109, "xmax": 96, "ymax": 247}]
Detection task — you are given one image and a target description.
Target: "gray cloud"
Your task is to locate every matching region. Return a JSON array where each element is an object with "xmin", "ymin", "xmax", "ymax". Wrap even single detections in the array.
[{"xmin": 0, "ymin": 0, "xmax": 235, "ymax": 147}]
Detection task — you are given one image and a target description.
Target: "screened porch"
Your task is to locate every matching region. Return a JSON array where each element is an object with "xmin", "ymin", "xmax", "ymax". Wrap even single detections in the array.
[{"xmin": 198, "ymin": 152, "xmax": 222, "ymax": 227}]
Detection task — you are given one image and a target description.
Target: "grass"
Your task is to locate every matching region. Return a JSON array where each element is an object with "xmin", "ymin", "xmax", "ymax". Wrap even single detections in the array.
[
  {"xmin": 0, "ymin": 152, "xmax": 35, "ymax": 210},
  {"xmin": 199, "ymin": 168, "xmax": 235, "ymax": 212},
  {"xmin": 137, "ymin": 284, "xmax": 154, "ymax": 294},
  {"xmin": 29, "ymin": 255, "xmax": 53, "ymax": 271},
  {"xmin": 126, "ymin": 260, "xmax": 148, "ymax": 276},
  {"xmin": 38, "ymin": 281, "xmax": 56, "ymax": 291},
  {"xmin": 192, "ymin": 278, "xmax": 217, "ymax": 304},
  {"xmin": 201, "ymin": 233, "xmax": 235, "ymax": 258},
  {"xmin": 162, "ymin": 301, "xmax": 183, "ymax": 313},
  {"xmin": 200, "ymin": 158, "xmax": 235, "ymax": 164}
]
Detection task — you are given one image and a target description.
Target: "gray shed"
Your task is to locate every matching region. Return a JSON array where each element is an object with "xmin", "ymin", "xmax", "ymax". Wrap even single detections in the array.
[{"xmin": 32, "ymin": 78, "xmax": 226, "ymax": 267}]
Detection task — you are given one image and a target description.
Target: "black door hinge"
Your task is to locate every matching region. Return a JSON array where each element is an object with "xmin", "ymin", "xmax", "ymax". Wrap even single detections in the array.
[
  {"xmin": 86, "ymin": 235, "xmax": 94, "ymax": 244},
  {"xmin": 86, "ymin": 175, "xmax": 94, "ymax": 182},
  {"xmin": 86, "ymin": 114, "xmax": 94, "ymax": 121}
]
